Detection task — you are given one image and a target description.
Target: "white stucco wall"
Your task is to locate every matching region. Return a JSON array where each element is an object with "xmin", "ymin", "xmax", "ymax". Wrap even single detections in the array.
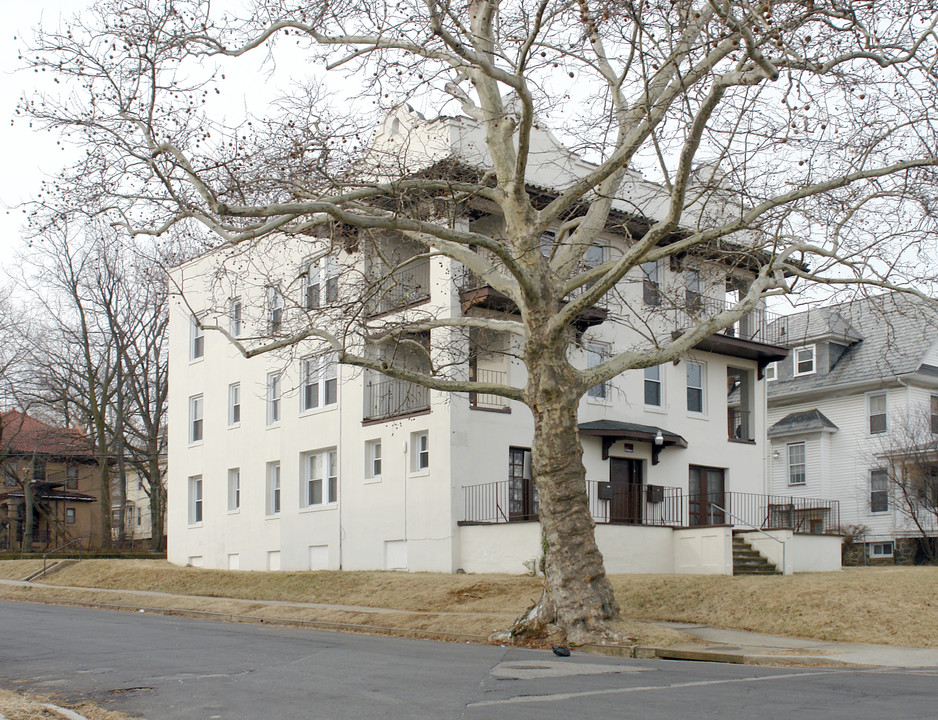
[
  {"xmin": 739, "ymin": 529, "xmax": 842, "ymax": 574},
  {"xmin": 672, "ymin": 526, "xmax": 734, "ymax": 575}
]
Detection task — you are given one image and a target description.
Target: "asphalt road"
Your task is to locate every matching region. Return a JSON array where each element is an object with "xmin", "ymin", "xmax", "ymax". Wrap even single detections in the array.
[{"xmin": 1, "ymin": 600, "xmax": 936, "ymax": 719}]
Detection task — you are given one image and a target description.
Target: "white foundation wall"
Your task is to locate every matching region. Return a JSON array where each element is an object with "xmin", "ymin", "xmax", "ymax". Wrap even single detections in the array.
[
  {"xmin": 739, "ymin": 530, "xmax": 842, "ymax": 574},
  {"xmin": 672, "ymin": 526, "xmax": 734, "ymax": 575}
]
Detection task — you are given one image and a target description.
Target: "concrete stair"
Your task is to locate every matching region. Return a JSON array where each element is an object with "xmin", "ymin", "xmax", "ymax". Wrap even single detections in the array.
[
  {"xmin": 23, "ymin": 559, "xmax": 78, "ymax": 582},
  {"xmin": 732, "ymin": 536, "xmax": 780, "ymax": 575}
]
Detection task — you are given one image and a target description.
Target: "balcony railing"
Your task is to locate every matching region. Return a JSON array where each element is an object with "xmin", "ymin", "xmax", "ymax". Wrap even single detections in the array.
[
  {"xmin": 690, "ymin": 492, "xmax": 841, "ymax": 534},
  {"xmin": 469, "ymin": 367, "xmax": 510, "ymax": 411},
  {"xmin": 459, "ymin": 484, "xmax": 840, "ymax": 534},
  {"xmin": 371, "ymin": 258, "xmax": 431, "ymax": 315},
  {"xmin": 675, "ymin": 295, "xmax": 788, "ymax": 347},
  {"xmin": 363, "ymin": 376, "xmax": 430, "ymax": 421},
  {"xmin": 727, "ymin": 408, "xmax": 753, "ymax": 441}
]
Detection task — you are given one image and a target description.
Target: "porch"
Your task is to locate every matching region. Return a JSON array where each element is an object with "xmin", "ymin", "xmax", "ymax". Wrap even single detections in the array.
[{"xmin": 459, "ymin": 481, "xmax": 841, "ymax": 535}]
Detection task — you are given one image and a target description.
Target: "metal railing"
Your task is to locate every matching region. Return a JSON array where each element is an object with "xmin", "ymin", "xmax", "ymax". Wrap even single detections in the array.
[
  {"xmin": 689, "ymin": 492, "xmax": 840, "ymax": 534},
  {"xmin": 711, "ymin": 502, "xmax": 786, "ymax": 574},
  {"xmin": 727, "ymin": 408, "xmax": 753, "ymax": 441},
  {"xmin": 371, "ymin": 258, "xmax": 431, "ymax": 315},
  {"xmin": 675, "ymin": 295, "xmax": 788, "ymax": 346},
  {"xmin": 40, "ymin": 536, "xmax": 83, "ymax": 579},
  {"xmin": 363, "ymin": 376, "xmax": 430, "ymax": 421},
  {"xmin": 469, "ymin": 367, "xmax": 510, "ymax": 410}
]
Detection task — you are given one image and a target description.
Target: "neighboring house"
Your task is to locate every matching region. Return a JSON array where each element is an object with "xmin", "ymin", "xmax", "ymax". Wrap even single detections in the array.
[
  {"xmin": 0, "ymin": 410, "xmax": 102, "ymax": 551},
  {"xmin": 766, "ymin": 293, "xmax": 938, "ymax": 563},
  {"xmin": 167, "ymin": 108, "xmax": 841, "ymax": 576},
  {"xmin": 110, "ymin": 467, "xmax": 156, "ymax": 546}
]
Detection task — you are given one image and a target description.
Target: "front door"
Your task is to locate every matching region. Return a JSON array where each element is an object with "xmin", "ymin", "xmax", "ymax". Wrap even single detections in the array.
[
  {"xmin": 609, "ymin": 458, "xmax": 642, "ymax": 524},
  {"xmin": 689, "ymin": 465, "xmax": 726, "ymax": 526}
]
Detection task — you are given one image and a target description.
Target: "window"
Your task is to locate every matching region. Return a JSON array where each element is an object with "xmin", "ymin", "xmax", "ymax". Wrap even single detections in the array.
[
  {"xmin": 228, "ymin": 468, "xmax": 240, "ymax": 512},
  {"xmin": 586, "ymin": 343, "xmax": 608, "ymax": 400},
  {"xmin": 412, "ymin": 431, "xmax": 429, "ymax": 472},
  {"xmin": 65, "ymin": 507, "xmax": 76, "ymax": 525},
  {"xmin": 932, "ymin": 395, "xmax": 938, "ymax": 434},
  {"xmin": 793, "ymin": 346, "xmax": 816, "ymax": 376},
  {"xmin": 228, "ymin": 383, "xmax": 241, "ymax": 426},
  {"xmin": 189, "ymin": 395, "xmax": 204, "ymax": 443},
  {"xmin": 869, "ymin": 541, "xmax": 894, "ymax": 558},
  {"xmin": 188, "ymin": 475, "xmax": 203, "ymax": 524},
  {"xmin": 32, "ymin": 459, "xmax": 46, "ymax": 482},
  {"xmin": 685, "ymin": 268, "xmax": 702, "ymax": 310},
  {"xmin": 300, "ymin": 354, "xmax": 338, "ymax": 412},
  {"xmin": 268, "ymin": 286, "xmax": 284, "ymax": 333},
  {"xmin": 66, "ymin": 465, "xmax": 78, "ymax": 490},
  {"xmin": 641, "ymin": 260, "xmax": 661, "ymax": 306},
  {"xmin": 644, "ymin": 366, "xmax": 662, "ymax": 407},
  {"xmin": 302, "ymin": 449, "xmax": 338, "ymax": 506},
  {"xmin": 136, "ymin": 507, "xmax": 142, "ymax": 526},
  {"xmin": 267, "ymin": 373, "xmax": 281, "ymax": 425},
  {"xmin": 868, "ymin": 392, "xmax": 887, "ymax": 434},
  {"xmin": 686, "ymin": 361, "xmax": 704, "ymax": 413},
  {"xmin": 764, "ymin": 362, "xmax": 777, "ymax": 382},
  {"xmin": 366, "ymin": 440, "xmax": 382, "ymax": 479},
  {"xmin": 787, "ymin": 442, "xmax": 806, "ymax": 485},
  {"xmin": 190, "ymin": 316, "xmax": 204, "ymax": 360},
  {"xmin": 305, "ymin": 256, "xmax": 339, "ymax": 309},
  {"xmin": 230, "ymin": 298, "xmax": 242, "ymax": 337},
  {"xmin": 266, "ymin": 462, "xmax": 281, "ymax": 515},
  {"xmin": 870, "ymin": 469, "xmax": 889, "ymax": 513}
]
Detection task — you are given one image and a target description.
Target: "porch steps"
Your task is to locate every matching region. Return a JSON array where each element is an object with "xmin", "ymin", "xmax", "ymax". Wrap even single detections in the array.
[
  {"xmin": 732, "ymin": 536, "xmax": 780, "ymax": 576},
  {"xmin": 23, "ymin": 559, "xmax": 77, "ymax": 582}
]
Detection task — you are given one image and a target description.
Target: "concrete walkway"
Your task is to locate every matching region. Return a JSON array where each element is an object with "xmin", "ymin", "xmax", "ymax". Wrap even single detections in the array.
[{"xmin": 3, "ymin": 578, "xmax": 937, "ymax": 669}]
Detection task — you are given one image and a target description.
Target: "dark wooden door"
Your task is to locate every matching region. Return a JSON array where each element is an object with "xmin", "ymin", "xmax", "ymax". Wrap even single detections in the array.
[
  {"xmin": 689, "ymin": 465, "xmax": 726, "ymax": 526},
  {"xmin": 609, "ymin": 458, "xmax": 642, "ymax": 524}
]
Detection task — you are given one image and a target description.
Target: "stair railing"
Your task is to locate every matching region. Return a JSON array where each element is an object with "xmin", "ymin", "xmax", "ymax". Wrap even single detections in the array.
[
  {"xmin": 710, "ymin": 503, "xmax": 787, "ymax": 575},
  {"xmin": 40, "ymin": 537, "xmax": 83, "ymax": 580}
]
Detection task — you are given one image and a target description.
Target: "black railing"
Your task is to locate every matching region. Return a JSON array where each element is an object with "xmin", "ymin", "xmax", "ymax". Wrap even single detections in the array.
[
  {"xmin": 675, "ymin": 295, "xmax": 788, "ymax": 347},
  {"xmin": 371, "ymin": 258, "xmax": 431, "ymax": 315},
  {"xmin": 587, "ymin": 481, "xmax": 684, "ymax": 527},
  {"xmin": 469, "ymin": 367, "xmax": 510, "ymax": 411},
  {"xmin": 727, "ymin": 408, "xmax": 753, "ymax": 441},
  {"xmin": 363, "ymin": 376, "xmax": 430, "ymax": 421},
  {"xmin": 690, "ymin": 491, "xmax": 840, "ymax": 534}
]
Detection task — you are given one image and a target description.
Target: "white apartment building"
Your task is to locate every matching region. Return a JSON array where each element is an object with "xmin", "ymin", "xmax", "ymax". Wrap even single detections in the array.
[{"xmin": 167, "ymin": 108, "xmax": 841, "ymax": 575}]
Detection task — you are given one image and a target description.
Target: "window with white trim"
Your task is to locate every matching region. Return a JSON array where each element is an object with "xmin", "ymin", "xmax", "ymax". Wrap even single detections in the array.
[
  {"xmin": 641, "ymin": 260, "xmax": 661, "ymax": 307},
  {"xmin": 365, "ymin": 439, "xmax": 382, "ymax": 479},
  {"xmin": 305, "ymin": 256, "xmax": 339, "ymax": 309},
  {"xmin": 188, "ymin": 475, "xmax": 203, "ymax": 524},
  {"xmin": 868, "ymin": 392, "xmax": 887, "ymax": 435},
  {"xmin": 644, "ymin": 366, "xmax": 662, "ymax": 407},
  {"xmin": 228, "ymin": 468, "xmax": 240, "ymax": 512},
  {"xmin": 300, "ymin": 353, "xmax": 338, "ymax": 412},
  {"xmin": 793, "ymin": 346, "xmax": 816, "ymax": 376},
  {"xmin": 228, "ymin": 383, "xmax": 241, "ymax": 426},
  {"xmin": 586, "ymin": 343, "xmax": 608, "ymax": 400},
  {"xmin": 66, "ymin": 465, "xmax": 78, "ymax": 490},
  {"xmin": 686, "ymin": 361, "xmax": 704, "ymax": 413},
  {"xmin": 869, "ymin": 541, "xmax": 894, "ymax": 558},
  {"xmin": 267, "ymin": 373, "xmax": 281, "ymax": 425},
  {"xmin": 787, "ymin": 442, "xmax": 806, "ymax": 485},
  {"xmin": 411, "ymin": 431, "xmax": 429, "ymax": 472},
  {"xmin": 229, "ymin": 298, "xmax": 242, "ymax": 337},
  {"xmin": 685, "ymin": 267, "xmax": 702, "ymax": 310},
  {"xmin": 189, "ymin": 395, "xmax": 204, "ymax": 443},
  {"xmin": 190, "ymin": 316, "xmax": 204, "ymax": 360},
  {"xmin": 65, "ymin": 507, "xmax": 76, "ymax": 524},
  {"xmin": 266, "ymin": 462, "xmax": 281, "ymax": 515},
  {"xmin": 302, "ymin": 449, "xmax": 338, "ymax": 506},
  {"xmin": 764, "ymin": 362, "xmax": 777, "ymax": 382},
  {"xmin": 268, "ymin": 286, "xmax": 284, "ymax": 333},
  {"xmin": 931, "ymin": 395, "xmax": 938, "ymax": 434},
  {"xmin": 870, "ymin": 469, "xmax": 889, "ymax": 513}
]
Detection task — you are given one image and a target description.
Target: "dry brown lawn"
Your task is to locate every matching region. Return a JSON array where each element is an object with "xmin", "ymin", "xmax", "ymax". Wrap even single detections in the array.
[
  {"xmin": 0, "ymin": 560, "xmax": 43, "ymax": 581},
  {"xmin": 5, "ymin": 559, "xmax": 938, "ymax": 647},
  {"xmin": 0, "ymin": 688, "xmax": 143, "ymax": 720}
]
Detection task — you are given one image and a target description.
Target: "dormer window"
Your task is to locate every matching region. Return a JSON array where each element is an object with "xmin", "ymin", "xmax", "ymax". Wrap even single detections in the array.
[{"xmin": 793, "ymin": 345, "xmax": 816, "ymax": 377}]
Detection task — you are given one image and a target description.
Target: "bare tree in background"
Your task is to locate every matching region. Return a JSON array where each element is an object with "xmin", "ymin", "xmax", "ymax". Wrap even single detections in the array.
[{"xmin": 20, "ymin": 0, "xmax": 938, "ymax": 643}]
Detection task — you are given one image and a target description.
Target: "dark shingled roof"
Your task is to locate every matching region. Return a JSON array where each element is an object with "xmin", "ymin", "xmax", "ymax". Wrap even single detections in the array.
[
  {"xmin": 768, "ymin": 409, "xmax": 839, "ymax": 437},
  {"xmin": 578, "ymin": 420, "xmax": 687, "ymax": 447},
  {"xmin": 769, "ymin": 293, "xmax": 938, "ymax": 398}
]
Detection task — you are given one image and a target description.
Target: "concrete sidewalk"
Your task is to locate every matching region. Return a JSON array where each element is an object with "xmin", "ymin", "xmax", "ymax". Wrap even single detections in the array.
[{"xmin": 3, "ymin": 578, "xmax": 937, "ymax": 669}]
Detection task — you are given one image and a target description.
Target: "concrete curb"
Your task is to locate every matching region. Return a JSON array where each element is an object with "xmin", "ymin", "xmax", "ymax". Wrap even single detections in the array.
[{"xmin": 579, "ymin": 643, "xmax": 856, "ymax": 667}]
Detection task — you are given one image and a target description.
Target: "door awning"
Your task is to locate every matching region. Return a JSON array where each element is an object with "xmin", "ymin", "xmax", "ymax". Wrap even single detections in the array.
[{"xmin": 578, "ymin": 420, "xmax": 688, "ymax": 465}]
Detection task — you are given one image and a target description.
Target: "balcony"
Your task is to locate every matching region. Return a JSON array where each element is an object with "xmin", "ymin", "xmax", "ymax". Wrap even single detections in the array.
[
  {"xmin": 727, "ymin": 408, "xmax": 753, "ymax": 441},
  {"xmin": 673, "ymin": 295, "xmax": 788, "ymax": 372},
  {"xmin": 363, "ymin": 376, "xmax": 430, "ymax": 422},
  {"xmin": 469, "ymin": 367, "xmax": 510, "ymax": 412},
  {"xmin": 459, "ymin": 484, "xmax": 840, "ymax": 534},
  {"xmin": 369, "ymin": 258, "xmax": 431, "ymax": 316}
]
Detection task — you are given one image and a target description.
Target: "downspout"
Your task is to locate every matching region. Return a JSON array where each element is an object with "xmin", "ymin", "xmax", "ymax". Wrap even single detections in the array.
[{"xmin": 337, "ymin": 374, "xmax": 344, "ymax": 570}]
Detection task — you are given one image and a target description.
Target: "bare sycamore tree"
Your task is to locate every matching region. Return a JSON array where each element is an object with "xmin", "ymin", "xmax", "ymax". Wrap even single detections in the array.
[
  {"xmin": 21, "ymin": 0, "xmax": 938, "ymax": 643},
  {"xmin": 875, "ymin": 406, "xmax": 938, "ymax": 563}
]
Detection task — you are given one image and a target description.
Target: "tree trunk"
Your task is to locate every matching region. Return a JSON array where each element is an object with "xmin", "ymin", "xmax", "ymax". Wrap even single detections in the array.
[
  {"xmin": 148, "ymin": 453, "xmax": 166, "ymax": 552},
  {"xmin": 493, "ymin": 353, "xmax": 621, "ymax": 646},
  {"xmin": 22, "ymin": 484, "xmax": 34, "ymax": 553}
]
